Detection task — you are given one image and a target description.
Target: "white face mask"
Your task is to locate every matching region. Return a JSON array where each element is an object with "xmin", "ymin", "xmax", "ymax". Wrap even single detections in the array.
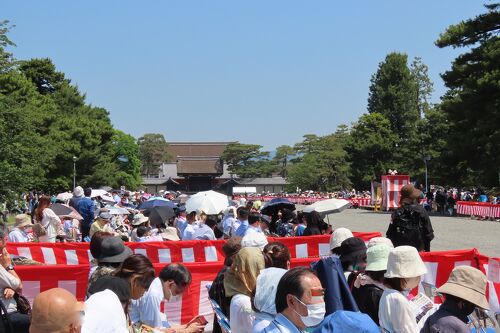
[{"xmin": 293, "ymin": 296, "xmax": 326, "ymax": 327}]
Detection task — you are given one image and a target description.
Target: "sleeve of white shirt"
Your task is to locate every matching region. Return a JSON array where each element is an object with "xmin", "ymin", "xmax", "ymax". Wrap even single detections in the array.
[
  {"xmin": 0, "ymin": 266, "xmax": 20, "ymax": 290},
  {"xmin": 8, "ymin": 230, "xmax": 24, "ymax": 243},
  {"xmin": 230, "ymin": 295, "xmax": 255, "ymax": 333}
]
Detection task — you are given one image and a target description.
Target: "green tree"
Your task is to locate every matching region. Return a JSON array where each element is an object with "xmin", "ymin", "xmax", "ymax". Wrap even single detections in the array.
[
  {"xmin": 273, "ymin": 145, "xmax": 295, "ymax": 177},
  {"xmin": 287, "ymin": 133, "xmax": 351, "ymax": 191},
  {"xmin": 346, "ymin": 113, "xmax": 398, "ymax": 189},
  {"xmin": 368, "ymin": 52, "xmax": 419, "ymax": 137},
  {"xmin": 19, "ymin": 58, "xmax": 66, "ymax": 94},
  {"xmin": 138, "ymin": 133, "xmax": 172, "ymax": 176},
  {"xmin": 0, "ymin": 20, "xmax": 15, "ymax": 73},
  {"xmin": 436, "ymin": 3, "xmax": 500, "ymax": 186},
  {"xmin": 221, "ymin": 142, "xmax": 275, "ymax": 178}
]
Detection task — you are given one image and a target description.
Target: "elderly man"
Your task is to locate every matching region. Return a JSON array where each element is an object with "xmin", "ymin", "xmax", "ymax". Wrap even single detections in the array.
[
  {"xmin": 263, "ymin": 267, "xmax": 326, "ymax": 332},
  {"xmin": 89, "ymin": 211, "xmax": 114, "ymax": 238},
  {"xmin": 30, "ymin": 288, "xmax": 84, "ymax": 333}
]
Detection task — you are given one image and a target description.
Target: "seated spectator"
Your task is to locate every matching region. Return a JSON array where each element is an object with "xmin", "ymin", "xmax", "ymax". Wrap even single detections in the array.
[
  {"xmin": 84, "ymin": 276, "xmax": 131, "ymax": 333},
  {"xmin": 130, "ymin": 263, "xmax": 205, "ymax": 332},
  {"xmin": 194, "ymin": 217, "xmax": 217, "ymax": 240},
  {"xmin": 89, "ymin": 211, "xmax": 114, "ymax": 238},
  {"xmin": 379, "ymin": 246, "xmax": 427, "ymax": 333},
  {"xmin": 224, "ymin": 247, "xmax": 265, "ymax": 333},
  {"xmin": 8, "ymin": 214, "xmax": 31, "ymax": 243},
  {"xmin": 209, "ymin": 237, "xmax": 242, "ymax": 333},
  {"xmin": 0, "ymin": 229, "xmax": 30, "ymax": 332},
  {"xmin": 339, "ymin": 237, "xmax": 367, "ymax": 281},
  {"xmin": 312, "ymin": 310, "xmax": 380, "ymax": 333},
  {"xmin": 130, "ymin": 214, "xmax": 149, "ymax": 242},
  {"xmin": 252, "ymin": 267, "xmax": 287, "ymax": 332},
  {"xmin": 329, "ymin": 228, "xmax": 353, "ymax": 255},
  {"xmin": 263, "ymin": 242, "xmax": 291, "ymax": 269},
  {"xmin": 421, "ymin": 266, "xmax": 489, "ymax": 333},
  {"xmin": 88, "ymin": 236, "xmax": 132, "ymax": 290},
  {"xmin": 29, "ymin": 288, "xmax": 84, "ymax": 333},
  {"xmin": 351, "ymin": 244, "xmax": 391, "ymax": 324},
  {"xmin": 294, "ymin": 211, "xmax": 306, "ymax": 236},
  {"xmin": 241, "ymin": 232, "xmax": 268, "ymax": 251},
  {"xmin": 113, "ymin": 254, "xmax": 155, "ymax": 300},
  {"xmin": 135, "ymin": 226, "xmax": 162, "ymax": 242},
  {"xmin": 263, "ymin": 267, "xmax": 325, "ymax": 332}
]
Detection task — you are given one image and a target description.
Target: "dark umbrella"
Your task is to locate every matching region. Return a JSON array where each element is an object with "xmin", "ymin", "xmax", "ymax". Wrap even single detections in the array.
[
  {"xmin": 138, "ymin": 198, "xmax": 177, "ymax": 210},
  {"xmin": 144, "ymin": 206, "xmax": 176, "ymax": 227},
  {"xmin": 51, "ymin": 203, "xmax": 83, "ymax": 220},
  {"xmin": 260, "ymin": 198, "xmax": 296, "ymax": 216}
]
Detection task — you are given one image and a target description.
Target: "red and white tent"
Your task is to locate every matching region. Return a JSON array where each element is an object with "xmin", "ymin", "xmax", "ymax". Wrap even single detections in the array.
[{"xmin": 381, "ymin": 175, "xmax": 410, "ymax": 210}]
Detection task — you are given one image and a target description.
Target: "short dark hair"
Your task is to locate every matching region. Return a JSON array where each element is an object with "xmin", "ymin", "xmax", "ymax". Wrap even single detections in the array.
[
  {"xmin": 114, "ymin": 254, "xmax": 155, "ymax": 289},
  {"xmin": 205, "ymin": 218, "xmax": 217, "ymax": 229},
  {"xmin": 248, "ymin": 213, "xmax": 261, "ymax": 225},
  {"xmin": 136, "ymin": 226, "xmax": 150, "ymax": 238},
  {"xmin": 275, "ymin": 267, "xmax": 316, "ymax": 313},
  {"xmin": 159, "ymin": 263, "xmax": 192, "ymax": 287},
  {"xmin": 263, "ymin": 242, "xmax": 290, "ymax": 269},
  {"xmin": 84, "ymin": 187, "xmax": 92, "ymax": 197},
  {"xmin": 237, "ymin": 207, "xmax": 249, "ymax": 219},
  {"xmin": 365, "ymin": 270, "xmax": 386, "ymax": 283}
]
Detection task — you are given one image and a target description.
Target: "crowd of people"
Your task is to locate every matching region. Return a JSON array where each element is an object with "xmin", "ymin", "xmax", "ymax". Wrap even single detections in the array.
[{"xmin": 0, "ymin": 184, "xmax": 495, "ymax": 332}]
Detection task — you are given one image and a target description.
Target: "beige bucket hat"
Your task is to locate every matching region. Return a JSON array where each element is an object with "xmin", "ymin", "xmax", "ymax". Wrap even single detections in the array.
[
  {"xmin": 384, "ymin": 246, "xmax": 427, "ymax": 278},
  {"xmin": 438, "ymin": 266, "xmax": 489, "ymax": 309}
]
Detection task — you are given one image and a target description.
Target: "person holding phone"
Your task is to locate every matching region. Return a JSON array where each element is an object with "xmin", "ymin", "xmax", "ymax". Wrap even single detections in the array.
[{"xmin": 130, "ymin": 263, "xmax": 206, "ymax": 333}]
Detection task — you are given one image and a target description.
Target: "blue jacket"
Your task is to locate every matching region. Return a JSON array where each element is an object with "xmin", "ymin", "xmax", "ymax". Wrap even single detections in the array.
[
  {"xmin": 77, "ymin": 197, "xmax": 95, "ymax": 228},
  {"xmin": 312, "ymin": 311, "xmax": 379, "ymax": 333},
  {"xmin": 310, "ymin": 256, "xmax": 358, "ymax": 315}
]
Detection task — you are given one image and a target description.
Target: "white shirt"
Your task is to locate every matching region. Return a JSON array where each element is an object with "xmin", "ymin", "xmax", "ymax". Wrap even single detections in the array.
[
  {"xmin": 182, "ymin": 224, "xmax": 196, "ymax": 240},
  {"xmin": 244, "ymin": 225, "xmax": 262, "ymax": 237},
  {"xmin": 193, "ymin": 224, "xmax": 216, "ymax": 240},
  {"xmin": 130, "ymin": 277, "xmax": 168, "ymax": 328},
  {"xmin": 230, "ymin": 294, "xmax": 255, "ymax": 333},
  {"xmin": 0, "ymin": 266, "xmax": 21, "ymax": 313},
  {"xmin": 37, "ymin": 208, "xmax": 61, "ymax": 243},
  {"xmin": 82, "ymin": 289, "xmax": 128, "ymax": 333},
  {"xmin": 231, "ymin": 219, "xmax": 242, "ymax": 237},
  {"xmin": 8, "ymin": 228, "xmax": 29, "ymax": 242},
  {"xmin": 379, "ymin": 288, "xmax": 419, "ymax": 333}
]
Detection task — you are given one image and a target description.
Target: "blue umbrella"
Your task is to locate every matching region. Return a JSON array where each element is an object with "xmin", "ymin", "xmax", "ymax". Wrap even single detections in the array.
[
  {"xmin": 138, "ymin": 198, "xmax": 177, "ymax": 210},
  {"xmin": 260, "ymin": 198, "xmax": 295, "ymax": 215}
]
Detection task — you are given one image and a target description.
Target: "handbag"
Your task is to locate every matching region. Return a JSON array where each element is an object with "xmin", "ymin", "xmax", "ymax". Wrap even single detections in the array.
[{"xmin": 13, "ymin": 293, "xmax": 31, "ymax": 315}]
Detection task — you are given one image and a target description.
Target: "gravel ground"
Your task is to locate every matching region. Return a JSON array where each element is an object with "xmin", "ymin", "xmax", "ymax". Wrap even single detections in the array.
[{"xmin": 312, "ymin": 208, "xmax": 500, "ymax": 258}]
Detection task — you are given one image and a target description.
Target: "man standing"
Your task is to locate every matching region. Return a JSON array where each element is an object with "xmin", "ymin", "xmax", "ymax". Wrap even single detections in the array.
[
  {"xmin": 130, "ymin": 263, "xmax": 205, "ymax": 332},
  {"xmin": 174, "ymin": 206, "xmax": 188, "ymax": 238},
  {"xmin": 29, "ymin": 288, "xmax": 84, "ymax": 333},
  {"xmin": 243, "ymin": 213, "xmax": 263, "ymax": 236},
  {"xmin": 264, "ymin": 267, "xmax": 326, "ymax": 333},
  {"xmin": 77, "ymin": 188, "xmax": 95, "ymax": 242},
  {"xmin": 234, "ymin": 208, "xmax": 249, "ymax": 237},
  {"xmin": 182, "ymin": 211, "xmax": 198, "ymax": 240}
]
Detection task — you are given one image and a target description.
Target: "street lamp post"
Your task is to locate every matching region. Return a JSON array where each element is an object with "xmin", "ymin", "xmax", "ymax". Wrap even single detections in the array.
[
  {"xmin": 73, "ymin": 156, "xmax": 77, "ymax": 190},
  {"xmin": 424, "ymin": 155, "xmax": 431, "ymax": 193}
]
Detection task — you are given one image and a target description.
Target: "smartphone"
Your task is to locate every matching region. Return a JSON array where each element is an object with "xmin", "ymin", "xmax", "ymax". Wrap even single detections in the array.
[{"xmin": 188, "ymin": 315, "xmax": 208, "ymax": 326}]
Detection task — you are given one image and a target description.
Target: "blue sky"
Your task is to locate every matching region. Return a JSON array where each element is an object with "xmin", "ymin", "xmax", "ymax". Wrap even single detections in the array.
[{"xmin": 3, "ymin": 1, "xmax": 485, "ymax": 150}]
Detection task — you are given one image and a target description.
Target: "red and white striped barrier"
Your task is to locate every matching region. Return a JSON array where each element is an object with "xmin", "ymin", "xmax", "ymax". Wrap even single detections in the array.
[
  {"xmin": 234, "ymin": 195, "xmax": 373, "ymax": 206},
  {"xmin": 456, "ymin": 201, "xmax": 500, "ymax": 218},
  {"xmin": 14, "ymin": 249, "xmax": 500, "ymax": 325},
  {"xmin": 6, "ymin": 233, "xmax": 382, "ymax": 265}
]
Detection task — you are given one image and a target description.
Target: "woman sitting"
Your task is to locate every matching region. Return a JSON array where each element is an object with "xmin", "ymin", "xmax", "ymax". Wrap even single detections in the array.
[{"xmin": 224, "ymin": 247, "xmax": 265, "ymax": 333}]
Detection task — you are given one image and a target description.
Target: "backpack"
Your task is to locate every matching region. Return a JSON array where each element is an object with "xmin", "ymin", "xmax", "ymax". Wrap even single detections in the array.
[{"xmin": 386, "ymin": 205, "xmax": 424, "ymax": 250}]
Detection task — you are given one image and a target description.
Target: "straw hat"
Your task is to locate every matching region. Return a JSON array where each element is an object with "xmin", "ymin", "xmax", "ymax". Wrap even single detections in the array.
[
  {"xmin": 160, "ymin": 227, "xmax": 180, "ymax": 241},
  {"xmin": 438, "ymin": 266, "xmax": 489, "ymax": 309},
  {"xmin": 132, "ymin": 213, "xmax": 149, "ymax": 226},
  {"xmin": 329, "ymin": 227, "xmax": 353, "ymax": 250},
  {"xmin": 365, "ymin": 244, "xmax": 391, "ymax": 272},
  {"xmin": 384, "ymin": 246, "xmax": 427, "ymax": 278},
  {"xmin": 14, "ymin": 214, "xmax": 32, "ymax": 228}
]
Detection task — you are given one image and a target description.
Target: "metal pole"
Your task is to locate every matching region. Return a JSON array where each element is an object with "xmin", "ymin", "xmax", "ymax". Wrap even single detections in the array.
[
  {"xmin": 73, "ymin": 156, "xmax": 76, "ymax": 190},
  {"xmin": 425, "ymin": 159, "xmax": 428, "ymax": 193}
]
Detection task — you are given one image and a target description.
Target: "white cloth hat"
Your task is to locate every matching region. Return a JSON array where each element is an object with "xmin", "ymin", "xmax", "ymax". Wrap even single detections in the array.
[
  {"xmin": 329, "ymin": 227, "xmax": 353, "ymax": 250},
  {"xmin": 366, "ymin": 244, "xmax": 391, "ymax": 272},
  {"xmin": 254, "ymin": 268, "xmax": 287, "ymax": 315},
  {"xmin": 384, "ymin": 246, "xmax": 427, "ymax": 278},
  {"xmin": 132, "ymin": 213, "xmax": 149, "ymax": 226},
  {"xmin": 241, "ymin": 232, "xmax": 268, "ymax": 251},
  {"xmin": 367, "ymin": 237, "xmax": 394, "ymax": 249},
  {"xmin": 73, "ymin": 186, "xmax": 84, "ymax": 197}
]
